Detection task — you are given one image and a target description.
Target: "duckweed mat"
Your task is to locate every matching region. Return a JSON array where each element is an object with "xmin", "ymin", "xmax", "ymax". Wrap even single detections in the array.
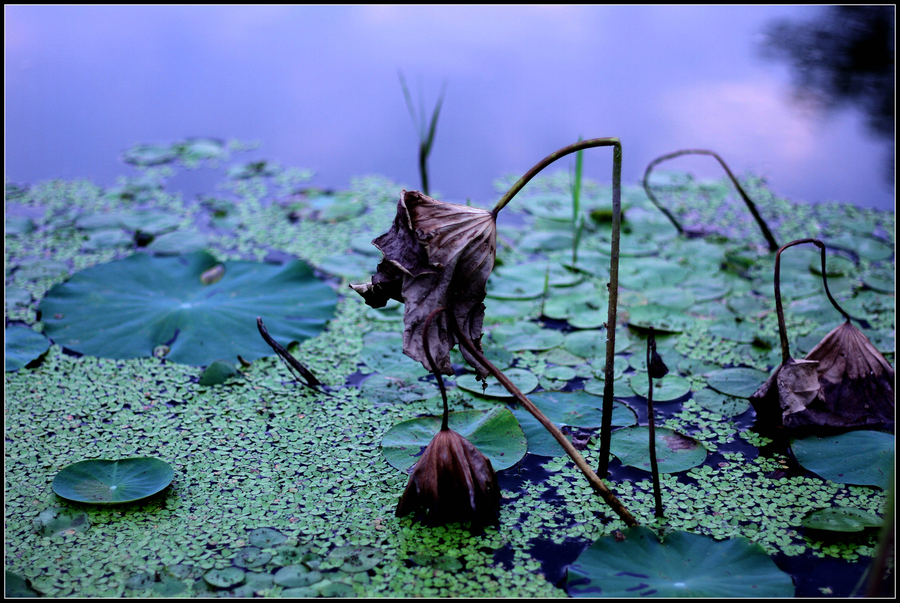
[{"xmin": 5, "ymin": 141, "xmax": 894, "ymax": 597}]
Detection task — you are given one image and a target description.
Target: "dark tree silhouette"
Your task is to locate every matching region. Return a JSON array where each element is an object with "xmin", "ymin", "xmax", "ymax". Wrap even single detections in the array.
[{"xmin": 761, "ymin": 6, "xmax": 894, "ymax": 183}]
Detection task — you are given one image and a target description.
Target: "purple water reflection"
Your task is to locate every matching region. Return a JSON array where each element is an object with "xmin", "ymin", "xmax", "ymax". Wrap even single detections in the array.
[{"xmin": 5, "ymin": 5, "xmax": 893, "ymax": 210}]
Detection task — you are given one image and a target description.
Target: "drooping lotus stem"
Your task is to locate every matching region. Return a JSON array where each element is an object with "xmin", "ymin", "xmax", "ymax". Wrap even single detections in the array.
[
  {"xmin": 450, "ymin": 314, "xmax": 638, "ymax": 528},
  {"xmin": 486, "ymin": 137, "xmax": 625, "ymax": 479},
  {"xmin": 642, "ymin": 149, "xmax": 779, "ymax": 252},
  {"xmin": 773, "ymin": 238, "xmax": 857, "ymax": 364}
]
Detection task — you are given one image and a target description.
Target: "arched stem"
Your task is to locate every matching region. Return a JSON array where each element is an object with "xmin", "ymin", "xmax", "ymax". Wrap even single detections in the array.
[
  {"xmin": 774, "ymin": 238, "xmax": 860, "ymax": 364},
  {"xmin": 642, "ymin": 149, "xmax": 779, "ymax": 251},
  {"xmin": 491, "ymin": 137, "xmax": 621, "ymax": 218}
]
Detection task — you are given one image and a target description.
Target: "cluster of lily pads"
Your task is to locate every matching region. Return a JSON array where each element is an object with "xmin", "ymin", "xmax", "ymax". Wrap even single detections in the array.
[{"xmin": 4, "ymin": 136, "xmax": 894, "ymax": 597}]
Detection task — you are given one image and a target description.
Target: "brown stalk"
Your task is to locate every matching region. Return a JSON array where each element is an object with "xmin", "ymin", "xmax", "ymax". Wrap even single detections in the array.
[
  {"xmin": 450, "ymin": 315, "xmax": 639, "ymax": 527},
  {"xmin": 646, "ymin": 327, "xmax": 665, "ymax": 518},
  {"xmin": 642, "ymin": 149, "xmax": 779, "ymax": 252},
  {"xmin": 256, "ymin": 317, "xmax": 327, "ymax": 394}
]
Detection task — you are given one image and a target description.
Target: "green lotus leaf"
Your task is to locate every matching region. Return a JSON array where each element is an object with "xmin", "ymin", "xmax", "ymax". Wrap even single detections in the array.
[
  {"xmin": 32, "ymin": 506, "xmax": 91, "ymax": 537},
  {"xmin": 619, "ymin": 258, "xmax": 689, "ymax": 289},
  {"xmin": 7, "ymin": 215, "xmax": 36, "ymax": 235},
  {"xmin": 791, "ymin": 431, "xmax": 893, "ymax": 490},
  {"xmin": 5, "ymin": 325, "xmax": 50, "ymax": 372},
  {"xmin": 198, "ymin": 359, "xmax": 239, "ymax": 386},
  {"xmin": 381, "ymin": 406, "xmax": 527, "ymax": 471},
  {"xmin": 628, "ymin": 373, "xmax": 692, "ymax": 402},
  {"xmin": 51, "ymin": 457, "xmax": 174, "ymax": 504},
  {"xmin": 145, "ymin": 230, "xmax": 208, "ymax": 255},
  {"xmin": 566, "ymin": 526, "xmax": 794, "ymax": 597},
  {"xmin": 704, "ymin": 367, "xmax": 769, "ymax": 399},
  {"xmin": 707, "ymin": 318, "xmax": 758, "ymax": 343},
  {"xmin": 203, "ymin": 567, "xmax": 245, "ymax": 588},
  {"xmin": 274, "ymin": 565, "xmax": 324, "ymax": 588},
  {"xmin": 328, "ymin": 545, "xmax": 384, "ymax": 572},
  {"xmin": 490, "ymin": 320, "xmax": 565, "ymax": 351},
  {"xmin": 801, "ymin": 507, "xmax": 883, "ymax": 533},
  {"xmin": 359, "ymin": 331, "xmax": 429, "ymax": 380},
  {"xmin": 233, "ymin": 547, "xmax": 272, "ymax": 568},
  {"xmin": 643, "ymin": 287, "xmax": 695, "ymax": 310},
  {"xmin": 39, "ymin": 251, "xmax": 337, "ymax": 366},
  {"xmin": 248, "ymin": 527, "xmax": 287, "ymax": 548},
  {"xmin": 610, "ymin": 426, "xmax": 706, "ymax": 473},
  {"xmin": 691, "ymin": 388, "xmax": 749, "ymax": 417},
  {"xmin": 511, "ymin": 393, "xmax": 636, "ymax": 457},
  {"xmin": 827, "ymin": 232, "xmax": 893, "ymax": 262},
  {"xmin": 626, "ymin": 305, "xmax": 695, "ymax": 333},
  {"xmin": 455, "ymin": 368, "xmax": 538, "ymax": 398},
  {"xmin": 5, "ymin": 570, "xmax": 41, "ymax": 597}
]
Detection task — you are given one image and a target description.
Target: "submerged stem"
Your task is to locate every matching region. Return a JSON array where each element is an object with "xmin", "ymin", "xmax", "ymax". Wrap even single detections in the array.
[
  {"xmin": 642, "ymin": 149, "xmax": 779, "ymax": 251},
  {"xmin": 450, "ymin": 316, "xmax": 638, "ymax": 527}
]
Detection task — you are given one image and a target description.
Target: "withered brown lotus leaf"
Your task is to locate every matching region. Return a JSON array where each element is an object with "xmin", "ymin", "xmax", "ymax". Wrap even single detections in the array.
[
  {"xmin": 751, "ymin": 321, "xmax": 895, "ymax": 432},
  {"xmin": 750, "ymin": 358, "xmax": 822, "ymax": 430},
  {"xmin": 800, "ymin": 320, "xmax": 895, "ymax": 430},
  {"xmin": 350, "ymin": 190, "xmax": 496, "ymax": 378},
  {"xmin": 395, "ymin": 427, "xmax": 500, "ymax": 530}
]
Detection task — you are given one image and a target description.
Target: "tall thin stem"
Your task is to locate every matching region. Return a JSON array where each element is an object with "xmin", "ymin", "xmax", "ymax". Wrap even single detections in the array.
[
  {"xmin": 646, "ymin": 328, "xmax": 664, "ymax": 518},
  {"xmin": 450, "ymin": 317, "xmax": 638, "ymax": 527},
  {"xmin": 597, "ymin": 141, "xmax": 622, "ymax": 477}
]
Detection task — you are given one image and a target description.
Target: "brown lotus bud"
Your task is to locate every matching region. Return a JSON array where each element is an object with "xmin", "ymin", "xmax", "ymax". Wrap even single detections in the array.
[{"xmin": 395, "ymin": 427, "xmax": 500, "ymax": 531}]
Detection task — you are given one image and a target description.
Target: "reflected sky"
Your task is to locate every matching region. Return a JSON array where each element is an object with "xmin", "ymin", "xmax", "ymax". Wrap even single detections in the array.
[{"xmin": 5, "ymin": 5, "xmax": 894, "ymax": 210}]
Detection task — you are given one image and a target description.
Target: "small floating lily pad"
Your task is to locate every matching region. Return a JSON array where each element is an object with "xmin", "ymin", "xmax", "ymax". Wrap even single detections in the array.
[
  {"xmin": 511, "ymin": 394, "xmax": 636, "ymax": 457},
  {"xmin": 248, "ymin": 527, "xmax": 287, "ymax": 548},
  {"xmin": 791, "ymin": 431, "xmax": 893, "ymax": 489},
  {"xmin": 628, "ymin": 373, "xmax": 691, "ymax": 401},
  {"xmin": 203, "ymin": 567, "xmax": 245, "ymax": 588},
  {"xmin": 704, "ymin": 367, "xmax": 768, "ymax": 399},
  {"xmin": 328, "ymin": 545, "xmax": 383, "ymax": 572},
  {"xmin": 51, "ymin": 457, "xmax": 174, "ymax": 504},
  {"xmin": 566, "ymin": 526, "xmax": 794, "ymax": 597},
  {"xmin": 233, "ymin": 547, "xmax": 272, "ymax": 568},
  {"xmin": 32, "ymin": 506, "xmax": 91, "ymax": 536},
  {"xmin": 609, "ymin": 426, "xmax": 706, "ymax": 473},
  {"xmin": 273, "ymin": 565, "xmax": 323, "ymax": 588},
  {"xmin": 801, "ymin": 507, "xmax": 883, "ymax": 533},
  {"xmin": 198, "ymin": 360, "xmax": 239, "ymax": 386},
  {"xmin": 381, "ymin": 406, "xmax": 526, "ymax": 471},
  {"xmin": 5, "ymin": 325, "xmax": 50, "ymax": 372},
  {"xmin": 455, "ymin": 368, "xmax": 538, "ymax": 398}
]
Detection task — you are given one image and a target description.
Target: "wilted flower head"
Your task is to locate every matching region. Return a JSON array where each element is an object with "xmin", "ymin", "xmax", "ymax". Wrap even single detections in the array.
[
  {"xmin": 395, "ymin": 427, "xmax": 500, "ymax": 530},
  {"xmin": 350, "ymin": 190, "xmax": 497, "ymax": 379}
]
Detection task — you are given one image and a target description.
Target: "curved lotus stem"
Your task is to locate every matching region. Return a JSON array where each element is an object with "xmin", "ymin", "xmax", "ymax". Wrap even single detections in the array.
[
  {"xmin": 491, "ymin": 137, "xmax": 621, "ymax": 218},
  {"xmin": 642, "ymin": 149, "xmax": 779, "ymax": 252},
  {"xmin": 773, "ymin": 238, "xmax": 859, "ymax": 364},
  {"xmin": 450, "ymin": 315, "xmax": 639, "ymax": 528}
]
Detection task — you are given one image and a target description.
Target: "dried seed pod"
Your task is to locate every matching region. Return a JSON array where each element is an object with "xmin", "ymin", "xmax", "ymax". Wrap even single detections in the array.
[{"xmin": 395, "ymin": 427, "xmax": 500, "ymax": 531}]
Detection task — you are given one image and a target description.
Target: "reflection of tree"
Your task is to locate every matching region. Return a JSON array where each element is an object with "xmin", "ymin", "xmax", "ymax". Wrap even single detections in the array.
[{"xmin": 761, "ymin": 6, "xmax": 894, "ymax": 184}]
